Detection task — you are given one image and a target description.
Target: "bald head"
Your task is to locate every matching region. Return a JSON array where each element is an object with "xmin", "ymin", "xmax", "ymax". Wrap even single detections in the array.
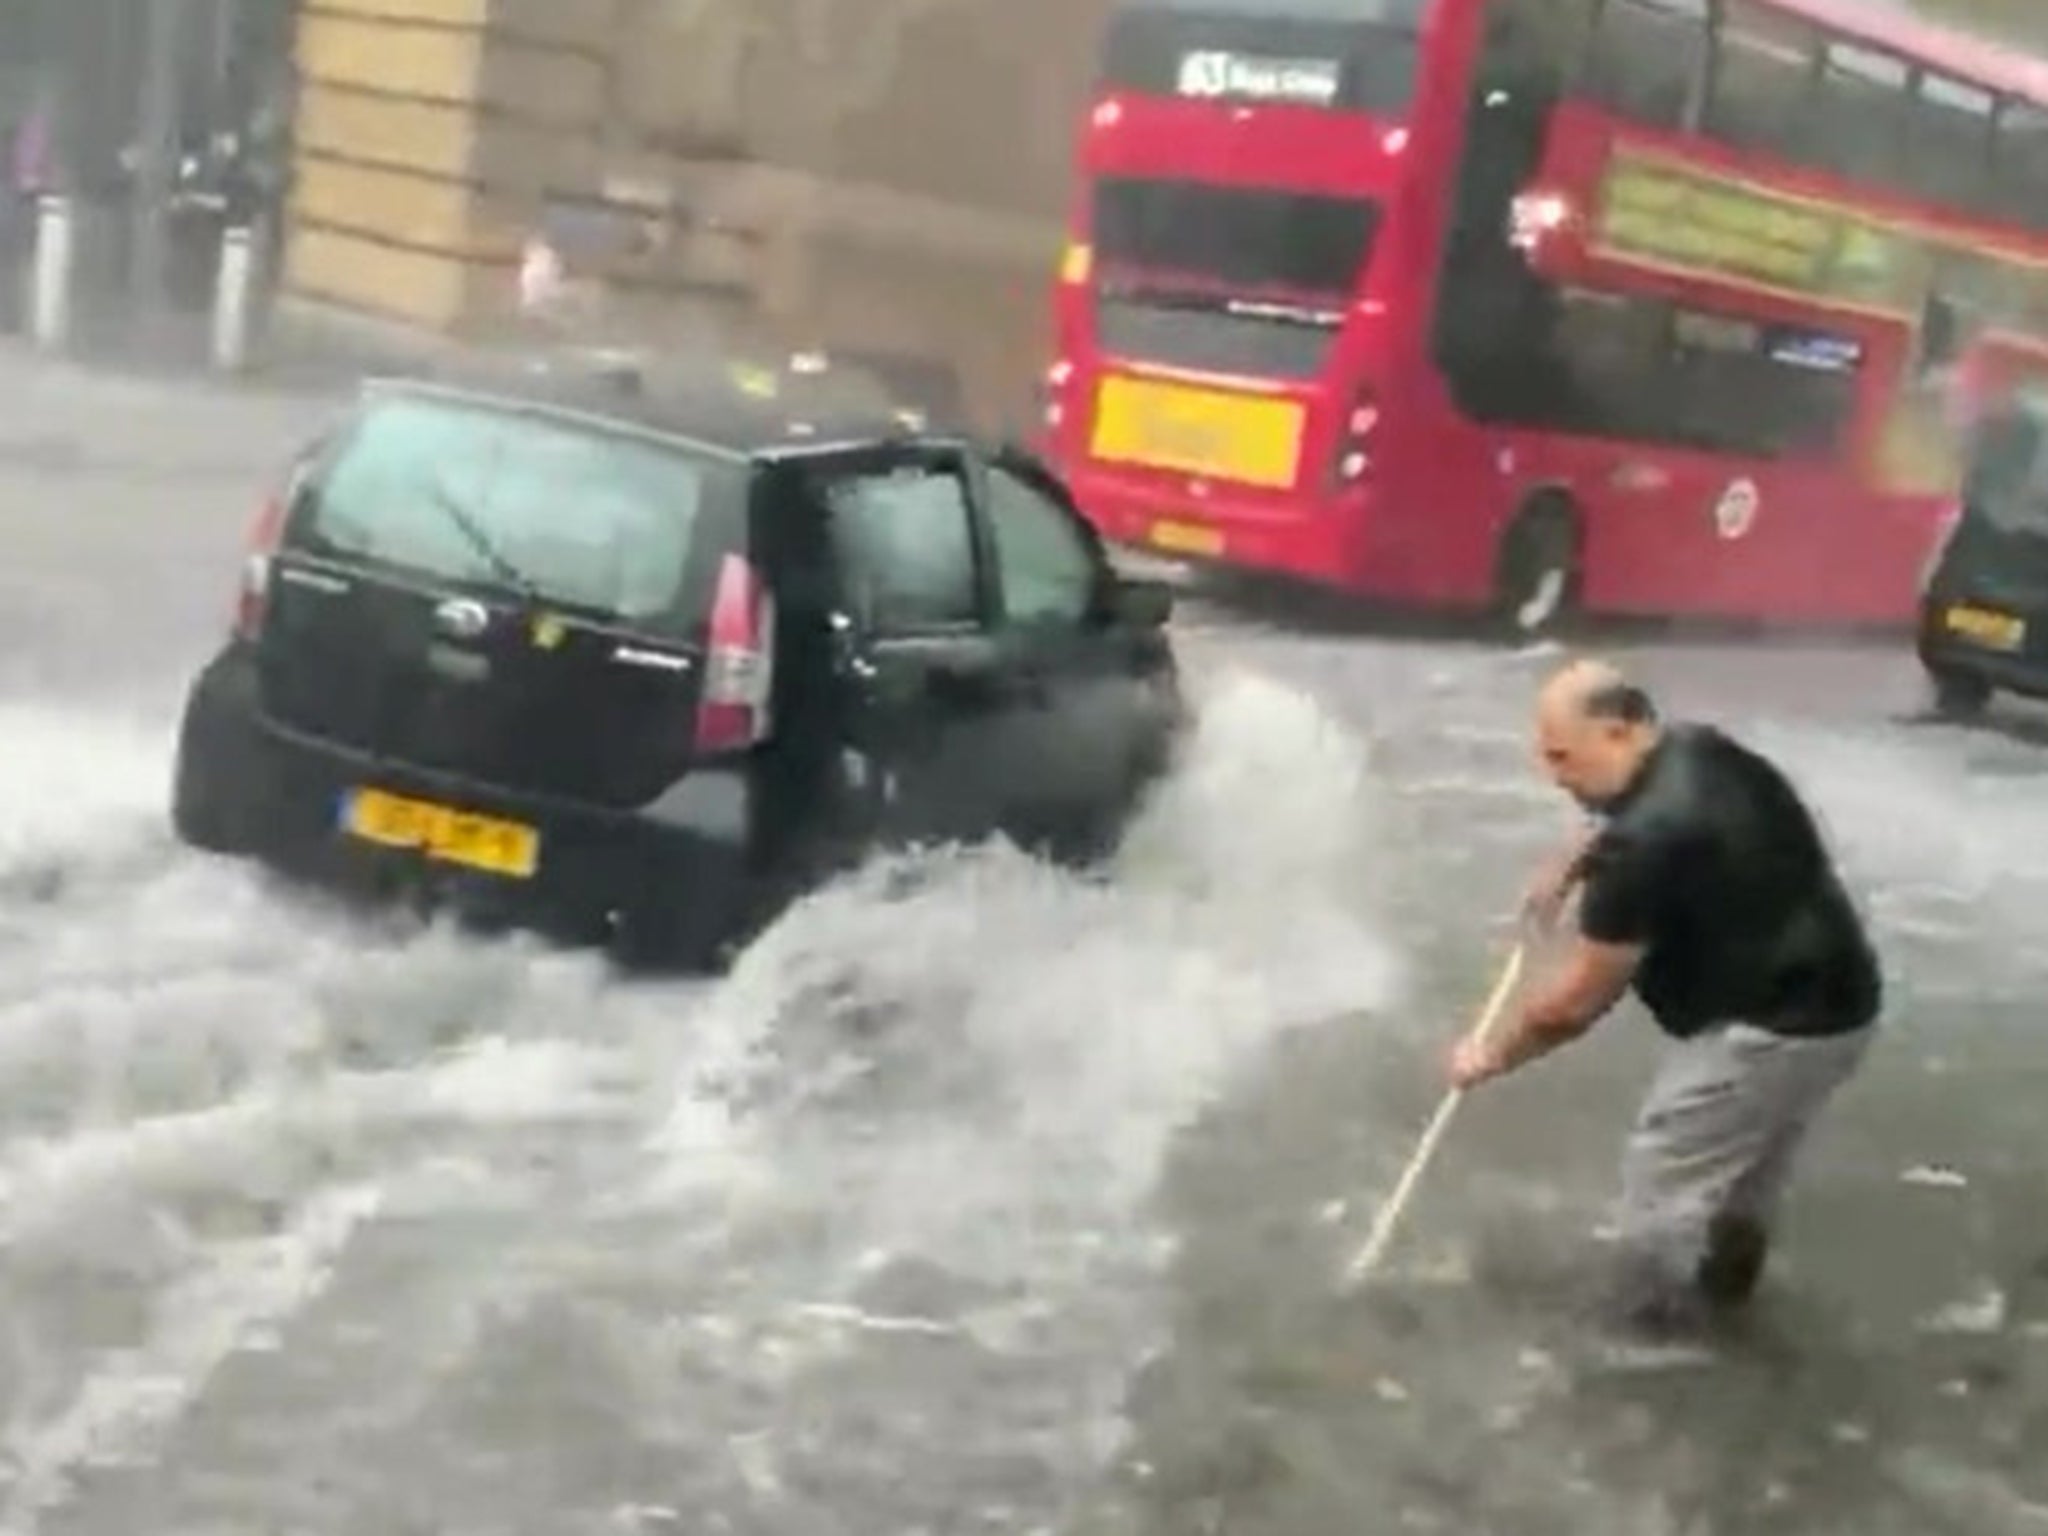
[
  {"xmin": 1534, "ymin": 657, "xmax": 1661, "ymax": 809},
  {"xmin": 1540, "ymin": 657, "xmax": 1658, "ymax": 726}
]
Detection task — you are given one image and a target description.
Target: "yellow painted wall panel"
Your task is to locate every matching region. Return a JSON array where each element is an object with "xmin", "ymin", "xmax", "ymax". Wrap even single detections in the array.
[
  {"xmin": 296, "ymin": 11, "xmax": 484, "ymax": 102},
  {"xmin": 305, "ymin": 0, "xmax": 489, "ymax": 25},
  {"xmin": 305, "ymin": 0, "xmax": 490, "ymax": 26},
  {"xmin": 291, "ymin": 157, "xmax": 477, "ymax": 253},
  {"xmin": 293, "ymin": 84, "xmax": 478, "ymax": 178},
  {"xmin": 284, "ymin": 225, "xmax": 476, "ymax": 328}
]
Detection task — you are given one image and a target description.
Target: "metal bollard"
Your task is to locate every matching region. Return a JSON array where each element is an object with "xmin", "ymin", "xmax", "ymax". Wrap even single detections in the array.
[
  {"xmin": 30, "ymin": 194, "xmax": 73, "ymax": 352},
  {"xmin": 210, "ymin": 223, "xmax": 257, "ymax": 373}
]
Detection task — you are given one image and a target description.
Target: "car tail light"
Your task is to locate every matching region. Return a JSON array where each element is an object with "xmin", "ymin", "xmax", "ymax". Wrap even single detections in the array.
[
  {"xmin": 695, "ymin": 553, "xmax": 776, "ymax": 755},
  {"xmin": 1332, "ymin": 387, "xmax": 1381, "ymax": 486},
  {"xmin": 233, "ymin": 490, "xmax": 288, "ymax": 641}
]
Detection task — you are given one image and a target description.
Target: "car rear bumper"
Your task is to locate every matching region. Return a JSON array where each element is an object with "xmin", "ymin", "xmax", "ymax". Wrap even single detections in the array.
[
  {"xmin": 191, "ymin": 648, "xmax": 754, "ymax": 917},
  {"xmin": 1918, "ymin": 592, "xmax": 2048, "ymax": 700},
  {"xmin": 1919, "ymin": 635, "xmax": 2048, "ymax": 699}
]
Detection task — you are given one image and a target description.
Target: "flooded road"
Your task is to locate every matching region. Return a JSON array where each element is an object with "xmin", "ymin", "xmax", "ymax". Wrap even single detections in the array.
[{"xmin": 0, "ymin": 360, "xmax": 2042, "ymax": 1534}]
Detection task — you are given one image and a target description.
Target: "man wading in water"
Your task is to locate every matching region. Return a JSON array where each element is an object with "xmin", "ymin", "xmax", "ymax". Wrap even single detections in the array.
[{"xmin": 1449, "ymin": 658, "xmax": 1883, "ymax": 1339}]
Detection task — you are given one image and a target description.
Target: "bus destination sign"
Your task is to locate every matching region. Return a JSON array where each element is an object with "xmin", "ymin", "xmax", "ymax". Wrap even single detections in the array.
[
  {"xmin": 1592, "ymin": 147, "xmax": 1929, "ymax": 313},
  {"xmin": 1175, "ymin": 50, "xmax": 1343, "ymax": 108}
]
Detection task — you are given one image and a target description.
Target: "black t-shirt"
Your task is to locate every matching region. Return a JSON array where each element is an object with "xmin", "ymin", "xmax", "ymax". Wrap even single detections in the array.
[{"xmin": 1574, "ymin": 724, "xmax": 1882, "ymax": 1039}]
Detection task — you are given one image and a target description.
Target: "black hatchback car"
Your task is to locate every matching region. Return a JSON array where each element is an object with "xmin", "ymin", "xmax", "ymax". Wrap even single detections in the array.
[
  {"xmin": 170, "ymin": 356, "xmax": 1185, "ymax": 967},
  {"xmin": 1917, "ymin": 394, "xmax": 2048, "ymax": 720}
]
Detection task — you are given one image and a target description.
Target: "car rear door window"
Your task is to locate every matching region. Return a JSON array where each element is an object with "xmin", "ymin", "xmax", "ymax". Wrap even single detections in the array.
[
  {"xmin": 986, "ymin": 465, "xmax": 1102, "ymax": 626},
  {"xmin": 298, "ymin": 392, "xmax": 741, "ymax": 632},
  {"xmin": 821, "ymin": 462, "xmax": 983, "ymax": 633}
]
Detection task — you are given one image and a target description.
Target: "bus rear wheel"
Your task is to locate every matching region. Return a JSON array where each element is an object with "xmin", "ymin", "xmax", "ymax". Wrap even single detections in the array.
[{"xmin": 1493, "ymin": 499, "xmax": 1581, "ymax": 641}]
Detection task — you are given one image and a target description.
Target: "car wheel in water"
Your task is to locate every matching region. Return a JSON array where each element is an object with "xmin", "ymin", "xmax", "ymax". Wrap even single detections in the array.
[
  {"xmin": 170, "ymin": 659, "xmax": 274, "ymax": 856},
  {"xmin": 610, "ymin": 888, "xmax": 738, "ymax": 977},
  {"xmin": 1493, "ymin": 499, "xmax": 1581, "ymax": 642},
  {"xmin": 1045, "ymin": 805, "xmax": 1125, "ymax": 871},
  {"xmin": 1927, "ymin": 667, "xmax": 1993, "ymax": 721}
]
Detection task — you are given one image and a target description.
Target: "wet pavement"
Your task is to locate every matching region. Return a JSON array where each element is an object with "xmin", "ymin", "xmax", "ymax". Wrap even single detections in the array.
[{"xmin": 0, "ymin": 353, "xmax": 2041, "ymax": 1535}]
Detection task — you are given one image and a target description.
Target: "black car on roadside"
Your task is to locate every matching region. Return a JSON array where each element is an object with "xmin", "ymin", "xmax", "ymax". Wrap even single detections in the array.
[
  {"xmin": 1917, "ymin": 393, "xmax": 2048, "ymax": 721},
  {"xmin": 170, "ymin": 353, "xmax": 1186, "ymax": 969}
]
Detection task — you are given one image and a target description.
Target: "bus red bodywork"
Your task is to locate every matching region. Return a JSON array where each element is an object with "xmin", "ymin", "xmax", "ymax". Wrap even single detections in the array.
[{"xmin": 1043, "ymin": 0, "xmax": 2048, "ymax": 629}]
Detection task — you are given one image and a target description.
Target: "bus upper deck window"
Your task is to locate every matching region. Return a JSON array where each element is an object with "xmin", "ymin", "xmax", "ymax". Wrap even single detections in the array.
[
  {"xmin": 1992, "ymin": 102, "xmax": 2048, "ymax": 233},
  {"xmin": 1907, "ymin": 73, "xmax": 1996, "ymax": 210},
  {"xmin": 1802, "ymin": 40, "xmax": 1911, "ymax": 184},
  {"xmin": 1581, "ymin": 0, "xmax": 1711, "ymax": 132},
  {"xmin": 1705, "ymin": 0, "xmax": 1816, "ymax": 153}
]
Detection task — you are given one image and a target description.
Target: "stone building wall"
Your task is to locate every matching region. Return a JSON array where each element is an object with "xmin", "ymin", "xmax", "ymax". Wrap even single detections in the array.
[{"xmin": 281, "ymin": 0, "xmax": 1116, "ymax": 428}]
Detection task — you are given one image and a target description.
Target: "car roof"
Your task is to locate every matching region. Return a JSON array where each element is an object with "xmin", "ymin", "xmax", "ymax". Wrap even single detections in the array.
[{"xmin": 354, "ymin": 348, "xmax": 965, "ymax": 465}]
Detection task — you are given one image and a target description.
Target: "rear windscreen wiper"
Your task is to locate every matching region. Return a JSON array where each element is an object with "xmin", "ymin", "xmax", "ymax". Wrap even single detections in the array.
[{"xmin": 425, "ymin": 478, "xmax": 545, "ymax": 607}]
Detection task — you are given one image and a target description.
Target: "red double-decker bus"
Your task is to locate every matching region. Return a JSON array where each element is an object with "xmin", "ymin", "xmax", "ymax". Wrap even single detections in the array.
[{"xmin": 1040, "ymin": 0, "xmax": 2048, "ymax": 632}]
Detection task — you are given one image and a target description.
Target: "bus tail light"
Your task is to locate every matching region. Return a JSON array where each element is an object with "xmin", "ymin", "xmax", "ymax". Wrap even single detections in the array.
[
  {"xmin": 1333, "ymin": 388, "xmax": 1381, "ymax": 486},
  {"xmin": 1509, "ymin": 190, "xmax": 1573, "ymax": 254}
]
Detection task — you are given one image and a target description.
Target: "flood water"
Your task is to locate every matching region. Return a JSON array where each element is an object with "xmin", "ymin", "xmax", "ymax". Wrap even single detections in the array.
[
  {"xmin": 0, "ymin": 366, "xmax": 2042, "ymax": 1534},
  {"xmin": 0, "ymin": 665, "xmax": 1400, "ymax": 1536}
]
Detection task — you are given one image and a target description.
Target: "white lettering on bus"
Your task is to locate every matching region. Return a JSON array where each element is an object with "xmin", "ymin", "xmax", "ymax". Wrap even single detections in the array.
[{"xmin": 1176, "ymin": 50, "xmax": 1342, "ymax": 107}]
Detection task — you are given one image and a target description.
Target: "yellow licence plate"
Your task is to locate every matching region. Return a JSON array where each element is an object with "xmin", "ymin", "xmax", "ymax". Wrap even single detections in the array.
[
  {"xmin": 1944, "ymin": 603, "xmax": 2026, "ymax": 651},
  {"xmin": 341, "ymin": 788, "xmax": 540, "ymax": 879},
  {"xmin": 1090, "ymin": 375, "xmax": 1304, "ymax": 490},
  {"xmin": 1148, "ymin": 518, "xmax": 1226, "ymax": 558}
]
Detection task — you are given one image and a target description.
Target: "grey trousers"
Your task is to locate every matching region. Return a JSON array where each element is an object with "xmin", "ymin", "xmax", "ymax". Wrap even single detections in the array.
[{"xmin": 1610, "ymin": 1020, "xmax": 1875, "ymax": 1326}]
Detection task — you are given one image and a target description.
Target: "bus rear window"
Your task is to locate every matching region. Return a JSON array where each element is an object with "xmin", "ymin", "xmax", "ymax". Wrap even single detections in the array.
[
  {"xmin": 1091, "ymin": 177, "xmax": 1381, "ymax": 305},
  {"xmin": 1101, "ymin": 0, "xmax": 1423, "ymax": 113}
]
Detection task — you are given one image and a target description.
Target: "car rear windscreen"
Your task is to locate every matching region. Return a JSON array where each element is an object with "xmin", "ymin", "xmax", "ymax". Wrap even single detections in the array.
[
  {"xmin": 1101, "ymin": 0, "xmax": 1424, "ymax": 113},
  {"xmin": 1967, "ymin": 397, "xmax": 2048, "ymax": 536},
  {"xmin": 293, "ymin": 393, "xmax": 744, "ymax": 632}
]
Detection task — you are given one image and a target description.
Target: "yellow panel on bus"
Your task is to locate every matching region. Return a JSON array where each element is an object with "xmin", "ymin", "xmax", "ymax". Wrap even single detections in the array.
[
  {"xmin": 1090, "ymin": 375, "xmax": 1305, "ymax": 490},
  {"xmin": 1593, "ymin": 148, "xmax": 1936, "ymax": 315}
]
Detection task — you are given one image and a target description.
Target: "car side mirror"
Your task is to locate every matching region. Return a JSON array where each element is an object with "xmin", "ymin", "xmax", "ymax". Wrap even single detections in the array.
[{"xmin": 1108, "ymin": 577, "xmax": 1173, "ymax": 630}]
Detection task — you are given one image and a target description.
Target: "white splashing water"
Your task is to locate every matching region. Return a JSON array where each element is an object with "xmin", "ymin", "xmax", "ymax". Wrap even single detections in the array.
[
  {"xmin": 646, "ymin": 663, "xmax": 1400, "ymax": 1214},
  {"xmin": 0, "ymin": 663, "xmax": 1405, "ymax": 1532},
  {"xmin": 1, "ymin": 1185, "xmax": 384, "ymax": 1531}
]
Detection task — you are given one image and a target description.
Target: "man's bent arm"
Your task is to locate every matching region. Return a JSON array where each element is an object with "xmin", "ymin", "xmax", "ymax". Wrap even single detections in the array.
[{"xmin": 1488, "ymin": 938, "xmax": 1643, "ymax": 1076}]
